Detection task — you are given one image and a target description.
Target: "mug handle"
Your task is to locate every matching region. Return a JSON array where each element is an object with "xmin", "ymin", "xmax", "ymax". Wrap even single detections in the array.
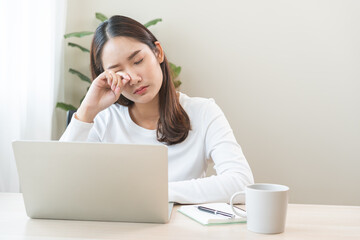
[{"xmin": 230, "ymin": 191, "xmax": 247, "ymax": 218}]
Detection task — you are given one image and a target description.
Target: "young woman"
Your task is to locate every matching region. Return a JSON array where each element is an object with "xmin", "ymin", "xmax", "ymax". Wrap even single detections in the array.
[{"xmin": 60, "ymin": 15, "xmax": 254, "ymax": 204}]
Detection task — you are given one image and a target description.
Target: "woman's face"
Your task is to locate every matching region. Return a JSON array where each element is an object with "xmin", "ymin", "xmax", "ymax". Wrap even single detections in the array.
[{"xmin": 101, "ymin": 36, "xmax": 164, "ymax": 104}]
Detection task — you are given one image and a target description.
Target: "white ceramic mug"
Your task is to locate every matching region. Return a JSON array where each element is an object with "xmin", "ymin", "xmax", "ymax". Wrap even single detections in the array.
[{"xmin": 230, "ymin": 183, "xmax": 289, "ymax": 234}]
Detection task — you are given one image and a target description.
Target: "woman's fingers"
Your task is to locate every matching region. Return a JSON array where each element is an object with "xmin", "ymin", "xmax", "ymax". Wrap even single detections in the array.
[
  {"xmin": 116, "ymin": 71, "xmax": 130, "ymax": 89},
  {"xmin": 95, "ymin": 70, "xmax": 130, "ymax": 94},
  {"xmin": 105, "ymin": 71, "xmax": 113, "ymax": 88},
  {"xmin": 108, "ymin": 71, "xmax": 118, "ymax": 91}
]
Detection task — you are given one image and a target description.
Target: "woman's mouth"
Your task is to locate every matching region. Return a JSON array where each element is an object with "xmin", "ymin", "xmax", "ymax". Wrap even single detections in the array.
[{"xmin": 133, "ymin": 86, "xmax": 149, "ymax": 95}]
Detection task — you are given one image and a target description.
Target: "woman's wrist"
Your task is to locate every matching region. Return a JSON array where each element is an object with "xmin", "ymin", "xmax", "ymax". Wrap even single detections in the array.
[{"xmin": 76, "ymin": 105, "xmax": 98, "ymax": 123}]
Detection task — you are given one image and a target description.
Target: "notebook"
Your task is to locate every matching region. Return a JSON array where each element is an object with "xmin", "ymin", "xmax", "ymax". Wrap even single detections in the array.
[
  {"xmin": 12, "ymin": 140, "xmax": 173, "ymax": 223},
  {"xmin": 178, "ymin": 203, "xmax": 247, "ymax": 225}
]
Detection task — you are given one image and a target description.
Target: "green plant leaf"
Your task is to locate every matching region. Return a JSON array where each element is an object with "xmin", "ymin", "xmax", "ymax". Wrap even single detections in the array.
[
  {"xmin": 56, "ymin": 102, "xmax": 77, "ymax": 111},
  {"xmin": 169, "ymin": 62, "xmax": 182, "ymax": 79},
  {"xmin": 96, "ymin": 12, "xmax": 108, "ymax": 22},
  {"xmin": 173, "ymin": 80, "xmax": 182, "ymax": 89},
  {"xmin": 69, "ymin": 68, "xmax": 92, "ymax": 84},
  {"xmin": 144, "ymin": 18, "xmax": 162, "ymax": 28},
  {"xmin": 68, "ymin": 42, "xmax": 90, "ymax": 53},
  {"xmin": 64, "ymin": 31, "xmax": 94, "ymax": 39}
]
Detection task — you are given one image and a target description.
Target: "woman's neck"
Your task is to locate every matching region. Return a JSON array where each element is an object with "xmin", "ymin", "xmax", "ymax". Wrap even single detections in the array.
[{"xmin": 129, "ymin": 96, "xmax": 160, "ymax": 130}]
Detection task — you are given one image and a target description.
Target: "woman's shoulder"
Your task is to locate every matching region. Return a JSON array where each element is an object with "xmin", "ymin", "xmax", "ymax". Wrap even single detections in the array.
[
  {"xmin": 178, "ymin": 92, "xmax": 220, "ymax": 118},
  {"xmin": 179, "ymin": 92, "xmax": 215, "ymax": 108}
]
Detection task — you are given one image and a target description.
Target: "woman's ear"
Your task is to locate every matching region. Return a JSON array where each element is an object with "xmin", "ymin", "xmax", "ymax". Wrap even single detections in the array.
[{"xmin": 154, "ymin": 41, "xmax": 165, "ymax": 63}]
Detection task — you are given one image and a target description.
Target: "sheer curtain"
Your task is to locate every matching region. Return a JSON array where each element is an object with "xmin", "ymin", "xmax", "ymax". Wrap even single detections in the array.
[{"xmin": 0, "ymin": 0, "xmax": 67, "ymax": 192}]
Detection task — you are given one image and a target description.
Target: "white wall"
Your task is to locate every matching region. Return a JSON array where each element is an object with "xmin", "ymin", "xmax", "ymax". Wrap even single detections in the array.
[{"xmin": 64, "ymin": 0, "xmax": 360, "ymax": 205}]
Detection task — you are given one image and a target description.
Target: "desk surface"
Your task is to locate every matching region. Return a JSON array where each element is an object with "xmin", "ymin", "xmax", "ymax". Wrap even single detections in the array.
[{"xmin": 0, "ymin": 193, "xmax": 359, "ymax": 240}]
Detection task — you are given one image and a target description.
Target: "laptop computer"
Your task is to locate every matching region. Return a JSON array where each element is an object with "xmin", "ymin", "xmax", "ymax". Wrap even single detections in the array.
[{"xmin": 12, "ymin": 140, "xmax": 173, "ymax": 223}]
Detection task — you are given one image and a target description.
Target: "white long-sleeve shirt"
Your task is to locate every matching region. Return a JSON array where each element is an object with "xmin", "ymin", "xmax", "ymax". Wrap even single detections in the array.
[{"xmin": 60, "ymin": 92, "xmax": 254, "ymax": 204}]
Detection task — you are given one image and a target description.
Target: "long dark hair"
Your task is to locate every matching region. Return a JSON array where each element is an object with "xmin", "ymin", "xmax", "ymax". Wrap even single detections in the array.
[{"xmin": 90, "ymin": 15, "xmax": 190, "ymax": 145}]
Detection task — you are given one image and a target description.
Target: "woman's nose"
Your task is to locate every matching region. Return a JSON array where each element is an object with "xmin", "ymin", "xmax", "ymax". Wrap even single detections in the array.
[{"xmin": 127, "ymin": 73, "xmax": 142, "ymax": 86}]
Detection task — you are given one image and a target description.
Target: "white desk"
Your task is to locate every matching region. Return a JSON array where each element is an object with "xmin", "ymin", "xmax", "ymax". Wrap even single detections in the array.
[{"xmin": 0, "ymin": 193, "xmax": 359, "ymax": 240}]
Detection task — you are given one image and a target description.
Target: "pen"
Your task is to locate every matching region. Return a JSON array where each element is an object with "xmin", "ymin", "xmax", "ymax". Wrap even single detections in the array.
[{"xmin": 197, "ymin": 206, "xmax": 236, "ymax": 218}]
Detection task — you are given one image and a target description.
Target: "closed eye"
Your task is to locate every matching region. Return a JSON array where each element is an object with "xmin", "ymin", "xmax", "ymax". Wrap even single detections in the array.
[{"xmin": 134, "ymin": 58, "xmax": 144, "ymax": 65}]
